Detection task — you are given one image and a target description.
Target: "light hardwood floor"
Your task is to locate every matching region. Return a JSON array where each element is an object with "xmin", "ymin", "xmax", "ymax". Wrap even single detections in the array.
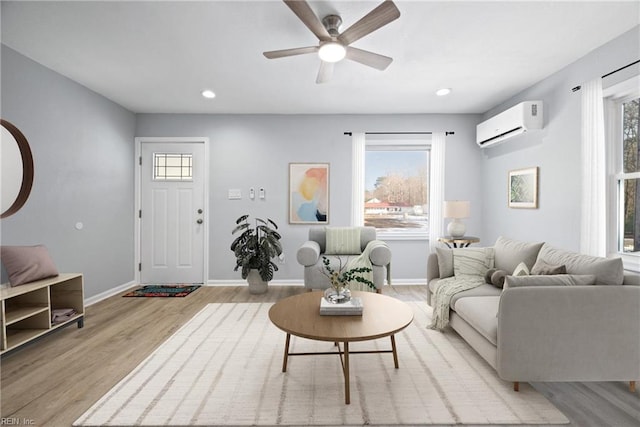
[{"xmin": 1, "ymin": 285, "xmax": 638, "ymax": 427}]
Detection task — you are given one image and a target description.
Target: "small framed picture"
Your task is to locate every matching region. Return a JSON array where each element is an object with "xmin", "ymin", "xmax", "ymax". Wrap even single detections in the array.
[
  {"xmin": 508, "ymin": 167, "xmax": 538, "ymax": 209},
  {"xmin": 289, "ymin": 163, "xmax": 329, "ymax": 224}
]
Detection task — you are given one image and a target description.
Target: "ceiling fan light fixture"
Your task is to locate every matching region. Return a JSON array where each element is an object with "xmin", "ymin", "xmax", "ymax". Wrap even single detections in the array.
[
  {"xmin": 436, "ymin": 88, "xmax": 452, "ymax": 97},
  {"xmin": 318, "ymin": 42, "xmax": 346, "ymax": 63},
  {"xmin": 201, "ymin": 89, "xmax": 216, "ymax": 99}
]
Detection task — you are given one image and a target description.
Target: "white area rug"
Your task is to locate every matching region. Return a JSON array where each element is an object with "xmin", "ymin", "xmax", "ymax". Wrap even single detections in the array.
[{"xmin": 74, "ymin": 302, "xmax": 569, "ymax": 426}]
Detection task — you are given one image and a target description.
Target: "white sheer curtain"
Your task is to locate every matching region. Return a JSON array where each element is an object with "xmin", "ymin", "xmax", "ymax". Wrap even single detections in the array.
[
  {"xmin": 580, "ymin": 78, "xmax": 607, "ymax": 257},
  {"xmin": 429, "ymin": 132, "xmax": 446, "ymax": 252},
  {"xmin": 351, "ymin": 132, "xmax": 366, "ymax": 226}
]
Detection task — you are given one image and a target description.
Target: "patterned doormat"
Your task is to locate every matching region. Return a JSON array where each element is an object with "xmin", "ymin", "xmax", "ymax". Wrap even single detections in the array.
[{"xmin": 122, "ymin": 284, "xmax": 201, "ymax": 297}]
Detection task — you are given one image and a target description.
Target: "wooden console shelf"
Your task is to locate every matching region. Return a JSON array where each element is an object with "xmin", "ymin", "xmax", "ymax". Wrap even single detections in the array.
[{"xmin": 1, "ymin": 273, "xmax": 84, "ymax": 355}]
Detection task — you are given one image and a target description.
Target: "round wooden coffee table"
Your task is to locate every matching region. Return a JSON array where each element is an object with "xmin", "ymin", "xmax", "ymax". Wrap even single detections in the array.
[{"xmin": 268, "ymin": 291, "xmax": 414, "ymax": 404}]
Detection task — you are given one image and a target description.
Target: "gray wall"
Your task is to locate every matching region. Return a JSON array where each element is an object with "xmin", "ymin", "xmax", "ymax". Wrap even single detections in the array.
[
  {"xmin": 1, "ymin": 45, "xmax": 136, "ymax": 298},
  {"xmin": 8, "ymin": 24, "xmax": 634, "ymax": 290},
  {"xmin": 135, "ymin": 113, "xmax": 482, "ymax": 282},
  {"xmin": 480, "ymin": 26, "xmax": 640, "ymax": 252}
]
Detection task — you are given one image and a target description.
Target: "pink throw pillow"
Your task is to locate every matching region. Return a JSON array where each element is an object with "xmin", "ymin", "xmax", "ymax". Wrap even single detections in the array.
[{"xmin": 1, "ymin": 245, "xmax": 59, "ymax": 286}]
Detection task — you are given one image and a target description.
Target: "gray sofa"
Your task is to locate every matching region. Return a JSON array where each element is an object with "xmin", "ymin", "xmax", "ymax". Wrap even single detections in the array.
[
  {"xmin": 296, "ymin": 226, "xmax": 391, "ymax": 291},
  {"xmin": 427, "ymin": 236, "xmax": 640, "ymax": 392}
]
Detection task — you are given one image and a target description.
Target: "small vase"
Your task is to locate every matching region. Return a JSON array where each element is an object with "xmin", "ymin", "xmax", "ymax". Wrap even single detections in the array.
[{"xmin": 324, "ymin": 285, "xmax": 351, "ymax": 304}]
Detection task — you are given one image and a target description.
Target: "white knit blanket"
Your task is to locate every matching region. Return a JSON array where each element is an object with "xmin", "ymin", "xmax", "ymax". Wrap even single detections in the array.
[
  {"xmin": 345, "ymin": 240, "xmax": 386, "ymax": 292},
  {"xmin": 428, "ymin": 275, "xmax": 485, "ymax": 330}
]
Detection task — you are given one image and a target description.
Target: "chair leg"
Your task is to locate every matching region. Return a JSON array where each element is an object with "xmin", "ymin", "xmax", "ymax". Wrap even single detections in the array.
[
  {"xmin": 513, "ymin": 382, "xmax": 519, "ymax": 392},
  {"xmin": 630, "ymin": 381, "xmax": 636, "ymax": 393}
]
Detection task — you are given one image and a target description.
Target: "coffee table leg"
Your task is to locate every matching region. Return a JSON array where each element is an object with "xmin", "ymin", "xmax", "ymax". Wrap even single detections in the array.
[
  {"xmin": 391, "ymin": 335, "xmax": 399, "ymax": 368},
  {"xmin": 344, "ymin": 341, "xmax": 350, "ymax": 404},
  {"xmin": 282, "ymin": 333, "xmax": 291, "ymax": 372}
]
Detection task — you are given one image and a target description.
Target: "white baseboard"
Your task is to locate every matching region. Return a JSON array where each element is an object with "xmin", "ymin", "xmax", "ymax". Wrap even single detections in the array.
[
  {"xmin": 388, "ymin": 278, "xmax": 428, "ymax": 286},
  {"xmin": 206, "ymin": 279, "xmax": 302, "ymax": 286},
  {"xmin": 84, "ymin": 279, "xmax": 426, "ymax": 305},
  {"xmin": 85, "ymin": 280, "xmax": 137, "ymax": 306},
  {"xmin": 206, "ymin": 279, "xmax": 427, "ymax": 286}
]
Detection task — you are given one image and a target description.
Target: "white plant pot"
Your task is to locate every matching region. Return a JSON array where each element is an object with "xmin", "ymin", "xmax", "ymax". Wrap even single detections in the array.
[{"xmin": 247, "ymin": 269, "xmax": 268, "ymax": 294}]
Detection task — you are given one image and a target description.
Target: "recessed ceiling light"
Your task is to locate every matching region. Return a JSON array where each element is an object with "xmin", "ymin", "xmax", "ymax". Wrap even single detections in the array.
[
  {"xmin": 436, "ymin": 88, "xmax": 452, "ymax": 96},
  {"xmin": 201, "ymin": 90, "xmax": 216, "ymax": 99}
]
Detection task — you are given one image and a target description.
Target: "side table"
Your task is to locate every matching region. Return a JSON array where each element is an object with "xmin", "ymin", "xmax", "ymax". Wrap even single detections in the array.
[{"xmin": 438, "ymin": 236, "xmax": 480, "ymax": 248}]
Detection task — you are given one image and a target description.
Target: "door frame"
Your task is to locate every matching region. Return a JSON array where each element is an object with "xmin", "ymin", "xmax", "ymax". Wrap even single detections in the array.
[{"xmin": 134, "ymin": 137, "xmax": 210, "ymax": 284}]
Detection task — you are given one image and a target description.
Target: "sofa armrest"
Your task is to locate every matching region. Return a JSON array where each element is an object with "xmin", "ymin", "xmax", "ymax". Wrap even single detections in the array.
[
  {"xmin": 296, "ymin": 241, "xmax": 321, "ymax": 266},
  {"xmin": 368, "ymin": 240, "xmax": 391, "ymax": 266},
  {"xmin": 497, "ymin": 285, "xmax": 640, "ymax": 382},
  {"xmin": 624, "ymin": 272, "xmax": 640, "ymax": 286}
]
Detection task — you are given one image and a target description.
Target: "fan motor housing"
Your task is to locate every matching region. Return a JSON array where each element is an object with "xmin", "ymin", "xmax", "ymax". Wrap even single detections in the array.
[{"xmin": 322, "ymin": 15, "xmax": 342, "ymax": 36}]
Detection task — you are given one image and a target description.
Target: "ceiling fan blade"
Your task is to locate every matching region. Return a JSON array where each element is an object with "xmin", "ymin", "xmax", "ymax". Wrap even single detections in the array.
[
  {"xmin": 283, "ymin": 0, "xmax": 331, "ymax": 41},
  {"xmin": 263, "ymin": 46, "xmax": 318, "ymax": 59},
  {"xmin": 338, "ymin": 0, "xmax": 400, "ymax": 46},
  {"xmin": 345, "ymin": 46, "xmax": 392, "ymax": 70},
  {"xmin": 316, "ymin": 61, "xmax": 334, "ymax": 84}
]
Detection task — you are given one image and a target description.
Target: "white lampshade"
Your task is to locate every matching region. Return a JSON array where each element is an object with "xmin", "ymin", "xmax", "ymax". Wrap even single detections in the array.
[
  {"xmin": 318, "ymin": 42, "xmax": 346, "ymax": 63},
  {"xmin": 443, "ymin": 200, "xmax": 470, "ymax": 219},
  {"xmin": 444, "ymin": 200, "xmax": 470, "ymax": 238}
]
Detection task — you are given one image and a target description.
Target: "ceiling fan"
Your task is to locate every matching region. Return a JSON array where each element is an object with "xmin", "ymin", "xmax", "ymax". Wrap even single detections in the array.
[{"xmin": 263, "ymin": 0, "xmax": 401, "ymax": 83}]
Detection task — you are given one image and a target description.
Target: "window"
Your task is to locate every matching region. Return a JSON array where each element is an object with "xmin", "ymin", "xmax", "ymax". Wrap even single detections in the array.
[
  {"xmin": 606, "ymin": 75, "xmax": 640, "ymax": 268},
  {"xmin": 153, "ymin": 153, "xmax": 193, "ymax": 181},
  {"xmin": 363, "ymin": 138, "xmax": 430, "ymax": 239},
  {"xmin": 619, "ymin": 97, "xmax": 639, "ymax": 253}
]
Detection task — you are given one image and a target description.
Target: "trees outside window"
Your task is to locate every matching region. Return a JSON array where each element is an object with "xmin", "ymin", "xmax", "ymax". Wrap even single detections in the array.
[
  {"xmin": 621, "ymin": 97, "xmax": 639, "ymax": 253},
  {"xmin": 364, "ymin": 149, "xmax": 429, "ymax": 234}
]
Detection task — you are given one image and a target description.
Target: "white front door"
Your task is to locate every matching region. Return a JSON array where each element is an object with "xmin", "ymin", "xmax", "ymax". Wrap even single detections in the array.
[{"xmin": 139, "ymin": 140, "xmax": 206, "ymax": 284}]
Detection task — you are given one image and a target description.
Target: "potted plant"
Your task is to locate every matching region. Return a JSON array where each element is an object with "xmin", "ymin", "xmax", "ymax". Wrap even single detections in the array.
[{"xmin": 231, "ymin": 215, "xmax": 283, "ymax": 294}]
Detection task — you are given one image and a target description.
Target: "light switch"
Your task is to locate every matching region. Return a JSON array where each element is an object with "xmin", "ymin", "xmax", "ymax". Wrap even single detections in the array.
[
  {"xmin": 259, "ymin": 188, "xmax": 265, "ymax": 199},
  {"xmin": 249, "ymin": 187, "xmax": 255, "ymax": 199},
  {"xmin": 228, "ymin": 189, "xmax": 242, "ymax": 200}
]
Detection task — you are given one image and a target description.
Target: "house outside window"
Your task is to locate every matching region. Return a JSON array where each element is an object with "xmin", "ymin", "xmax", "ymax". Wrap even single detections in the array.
[
  {"xmin": 605, "ymin": 75, "xmax": 640, "ymax": 269},
  {"xmin": 364, "ymin": 139, "xmax": 430, "ymax": 240}
]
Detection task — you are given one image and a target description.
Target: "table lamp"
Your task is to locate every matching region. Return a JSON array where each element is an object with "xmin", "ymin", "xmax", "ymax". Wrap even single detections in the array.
[{"xmin": 443, "ymin": 200, "xmax": 470, "ymax": 238}]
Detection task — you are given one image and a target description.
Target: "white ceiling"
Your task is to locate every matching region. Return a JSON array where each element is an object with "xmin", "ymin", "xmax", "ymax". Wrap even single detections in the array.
[{"xmin": 1, "ymin": 1, "xmax": 638, "ymax": 114}]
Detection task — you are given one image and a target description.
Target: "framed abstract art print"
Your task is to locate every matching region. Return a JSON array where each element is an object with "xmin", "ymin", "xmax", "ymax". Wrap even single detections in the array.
[{"xmin": 289, "ymin": 163, "xmax": 329, "ymax": 224}]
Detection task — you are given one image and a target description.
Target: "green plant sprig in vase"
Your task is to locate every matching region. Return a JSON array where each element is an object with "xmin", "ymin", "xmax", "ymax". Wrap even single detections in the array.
[{"xmin": 321, "ymin": 256, "xmax": 375, "ymax": 303}]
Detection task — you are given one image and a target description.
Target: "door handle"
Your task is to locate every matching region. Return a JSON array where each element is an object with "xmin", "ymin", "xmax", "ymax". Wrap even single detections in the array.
[{"xmin": 196, "ymin": 219, "xmax": 203, "ymax": 224}]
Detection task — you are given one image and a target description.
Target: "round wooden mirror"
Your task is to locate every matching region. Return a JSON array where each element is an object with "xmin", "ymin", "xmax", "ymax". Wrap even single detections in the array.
[{"xmin": 1, "ymin": 119, "xmax": 34, "ymax": 219}]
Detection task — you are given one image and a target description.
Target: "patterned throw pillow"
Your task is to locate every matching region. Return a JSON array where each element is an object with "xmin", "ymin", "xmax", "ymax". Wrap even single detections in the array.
[
  {"xmin": 325, "ymin": 227, "xmax": 361, "ymax": 255},
  {"xmin": 512, "ymin": 261, "xmax": 530, "ymax": 276},
  {"xmin": 453, "ymin": 247, "xmax": 495, "ymax": 277}
]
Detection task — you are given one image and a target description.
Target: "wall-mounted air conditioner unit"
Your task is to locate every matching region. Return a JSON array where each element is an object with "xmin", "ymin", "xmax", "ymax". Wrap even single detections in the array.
[{"xmin": 476, "ymin": 101, "xmax": 543, "ymax": 148}]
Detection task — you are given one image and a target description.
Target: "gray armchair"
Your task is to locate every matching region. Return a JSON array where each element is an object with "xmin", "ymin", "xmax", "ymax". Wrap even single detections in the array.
[{"xmin": 296, "ymin": 226, "xmax": 391, "ymax": 292}]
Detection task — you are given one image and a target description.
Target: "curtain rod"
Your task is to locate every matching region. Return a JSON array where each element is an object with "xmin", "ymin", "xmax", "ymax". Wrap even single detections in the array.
[
  {"xmin": 571, "ymin": 59, "xmax": 640, "ymax": 92},
  {"xmin": 343, "ymin": 131, "xmax": 455, "ymax": 136}
]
